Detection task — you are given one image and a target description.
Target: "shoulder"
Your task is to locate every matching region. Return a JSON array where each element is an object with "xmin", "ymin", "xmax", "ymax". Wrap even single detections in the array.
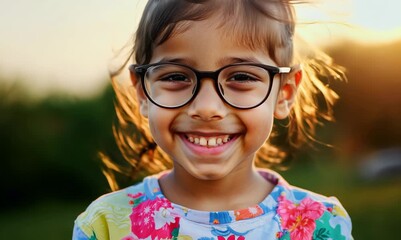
[
  {"xmin": 78, "ymin": 179, "xmax": 147, "ymax": 220},
  {"xmin": 272, "ymin": 174, "xmax": 353, "ymax": 239},
  {"xmin": 73, "ymin": 179, "xmax": 149, "ymax": 239}
]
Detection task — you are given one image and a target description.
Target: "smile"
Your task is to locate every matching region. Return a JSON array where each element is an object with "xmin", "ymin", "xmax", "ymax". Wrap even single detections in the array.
[{"xmin": 184, "ymin": 134, "xmax": 233, "ymax": 148}]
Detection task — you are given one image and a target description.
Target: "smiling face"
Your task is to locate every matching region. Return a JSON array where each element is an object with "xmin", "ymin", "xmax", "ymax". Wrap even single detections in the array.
[{"xmin": 133, "ymin": 17, "xmax": 296, "ymax": 181}]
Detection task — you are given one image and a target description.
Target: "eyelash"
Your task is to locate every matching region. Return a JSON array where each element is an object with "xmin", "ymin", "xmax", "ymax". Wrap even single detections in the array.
[
  {"xmin": 226, "ymin": 72, "xmax": 260, "ymax": 82},
  {"xmin": 159, "ymin": 73, "xmax": 191, "ymax": 82}
]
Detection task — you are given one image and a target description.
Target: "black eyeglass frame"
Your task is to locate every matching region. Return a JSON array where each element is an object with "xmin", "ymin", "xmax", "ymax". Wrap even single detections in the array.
[{"xmin": 129, "ymin": 62, "xmax": 291, "ymax": 110}]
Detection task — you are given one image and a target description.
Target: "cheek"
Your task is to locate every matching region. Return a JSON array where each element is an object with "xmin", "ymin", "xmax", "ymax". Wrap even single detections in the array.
[
  {"xmin": 147, "ymin": 106, "xmax": 175, "ymax": 146},
  {"xmin": 241, "ymin": 99, "xmax": 277, "ymax": 149}
]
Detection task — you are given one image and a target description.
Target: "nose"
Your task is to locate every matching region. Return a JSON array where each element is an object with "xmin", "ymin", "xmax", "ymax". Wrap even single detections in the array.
[{"xmin": 187, "ymin": 79, "xmax": 228, "ymax": 121}]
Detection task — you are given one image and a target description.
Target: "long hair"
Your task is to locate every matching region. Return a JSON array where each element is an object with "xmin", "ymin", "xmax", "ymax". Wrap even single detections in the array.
[{"xmin": 102, "ymin": 0, "xmax": 345, "ymax": 190}]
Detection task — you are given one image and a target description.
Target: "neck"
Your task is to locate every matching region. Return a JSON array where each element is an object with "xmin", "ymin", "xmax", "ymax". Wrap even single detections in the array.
[{"xmin": 159, "ymin": 165, "xmax": 273, "ymax": 211}]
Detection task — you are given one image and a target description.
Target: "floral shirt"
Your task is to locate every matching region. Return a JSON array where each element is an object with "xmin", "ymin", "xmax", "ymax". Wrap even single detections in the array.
[{"xmin": 73, "ymin": 170, "xmax": 353, "ymax": 240}]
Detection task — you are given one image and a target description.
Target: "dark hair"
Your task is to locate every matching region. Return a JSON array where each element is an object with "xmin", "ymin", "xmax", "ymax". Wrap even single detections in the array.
[{"xmin": 103, "ymin": 0, "xmax": 345, "ymax": 190}]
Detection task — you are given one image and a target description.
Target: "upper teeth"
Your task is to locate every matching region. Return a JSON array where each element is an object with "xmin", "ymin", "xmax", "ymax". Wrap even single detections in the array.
[{"xmin": 186, "ymin": 135, "xmax": 231, "ymax": 147}]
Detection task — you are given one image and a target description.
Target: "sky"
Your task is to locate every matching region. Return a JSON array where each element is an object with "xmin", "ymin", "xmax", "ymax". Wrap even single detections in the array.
[{"xmin": 1, "ymin": 0, "xmax": 401, "ymax": 98}]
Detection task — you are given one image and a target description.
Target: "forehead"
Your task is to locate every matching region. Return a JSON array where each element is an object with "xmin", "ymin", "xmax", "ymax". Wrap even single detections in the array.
[
  {"xmin": 183, "ymin": 8, "xmax": 286, "ymax": 46},
  {"xmin": 151, "ymin": 18, "xmax": 278, "ymax": 67},
  {"xmin": 162, "ymin": 16, "xmax": 287, "ymax": 65}
]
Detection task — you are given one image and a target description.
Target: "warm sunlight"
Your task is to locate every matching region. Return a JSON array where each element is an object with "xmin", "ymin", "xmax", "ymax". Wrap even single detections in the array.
[
  {"xmin": 295, "ymin": 0, "xmax": 401, "ymax": 45},
  {"xmin": 350, "ymin": 0, "xmax": 401, "ymax": 31},
  {"xmin": 0, "ymin": 0, "xmax": 400, "ymax": 97}
]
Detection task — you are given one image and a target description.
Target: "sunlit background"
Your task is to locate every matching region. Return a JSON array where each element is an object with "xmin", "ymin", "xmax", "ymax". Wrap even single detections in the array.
[{"xmin": 1, "ymin": 0, "xmax": 400, "ymax": 239}]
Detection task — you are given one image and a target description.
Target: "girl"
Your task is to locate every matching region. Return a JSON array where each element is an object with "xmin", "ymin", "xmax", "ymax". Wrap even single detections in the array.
[{"xmin": 73, "ymin": 0, "xmax": 352, "ymax": 239}]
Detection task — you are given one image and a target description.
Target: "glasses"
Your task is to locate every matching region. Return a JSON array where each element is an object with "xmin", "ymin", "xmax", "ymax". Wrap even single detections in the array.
[{"xmin": 129, "ymin": 62, "xmax": 291, "ymax": 109}]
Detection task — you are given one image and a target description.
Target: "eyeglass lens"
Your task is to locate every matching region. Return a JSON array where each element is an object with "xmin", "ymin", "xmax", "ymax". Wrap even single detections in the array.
[{"xmin": 143, "ymin": 64, "xmax": 272, "ymax": 108}]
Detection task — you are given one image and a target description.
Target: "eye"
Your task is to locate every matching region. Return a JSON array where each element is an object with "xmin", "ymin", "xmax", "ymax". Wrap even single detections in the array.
[
  {"xmin": 221, "ymin": 71, "xmax": 266, "ymax": 92},
  {"xmin": 159, "ymin": 73, "xmax": 190, "ymax": 82},
  {"xmin": 227, "ymin": 72, "xmax": 260, "ymax": 82},
  {"xmin": 154, "ymin": 72, "xmax": 194, "ymax": 91}
]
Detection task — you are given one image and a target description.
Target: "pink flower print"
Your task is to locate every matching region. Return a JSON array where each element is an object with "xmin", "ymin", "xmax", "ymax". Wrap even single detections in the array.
[
  {"xmin": 277, "ymin": 196, "xmax": 325, "ymax": 240},
  {"xmin": 128, "ymin": 193, "xmax": 145, "ymax": 199},
  {"xmin": 121, "ymin": 233, "xmax": 138, "ymax": 240},
  {"xmin": 298, "ymin": 198, "xmax": 325, "ymax": 220},
  {"xmin": 217, "ymin": 235, "xmax": 245, "ymax": 240},
  {"xmin": 129, "ymin": 197, "xmax": 180, "ymax": 239}
]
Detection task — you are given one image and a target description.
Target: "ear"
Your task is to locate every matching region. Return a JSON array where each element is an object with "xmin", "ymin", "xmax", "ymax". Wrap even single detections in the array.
[
  {"xmin": 130, "ymin": 71, "xmax": 149, "ymax": 118},
  {"xmin": 274, "ymin": 65, "xmax": 302, "ymax": 119}
]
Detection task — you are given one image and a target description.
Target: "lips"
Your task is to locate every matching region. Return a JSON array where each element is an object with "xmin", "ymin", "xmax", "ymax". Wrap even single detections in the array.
[{"xmin": 184, "ymin": 134, "xmax": 233, "ymax": 147}]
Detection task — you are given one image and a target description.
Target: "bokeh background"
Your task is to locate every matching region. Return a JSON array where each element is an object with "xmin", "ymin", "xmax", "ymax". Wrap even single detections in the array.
[{"xmin": 1, "ymin": 0, "xmax": 400, "ymax": 239}]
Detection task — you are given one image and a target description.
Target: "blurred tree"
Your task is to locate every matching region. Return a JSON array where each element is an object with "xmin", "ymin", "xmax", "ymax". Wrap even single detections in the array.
[
  {"xmin": 0, "ymin": 82, "xmax": 119, "ymax": 209},
  {"xmin": 328, "ymin": 39, "xmax": 401, "ymax": 158}
]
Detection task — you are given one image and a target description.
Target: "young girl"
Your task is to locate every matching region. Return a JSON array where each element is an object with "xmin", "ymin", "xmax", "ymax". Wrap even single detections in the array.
[{"xmin": 73, "ymin": 0, "xmax": 352, "ymax": 239}]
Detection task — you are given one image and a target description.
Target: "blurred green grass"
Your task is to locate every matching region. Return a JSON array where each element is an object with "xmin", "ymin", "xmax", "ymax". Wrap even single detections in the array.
[{"xmin": 0, "ymin": 200, "xmax": 87, "ymax": 239}]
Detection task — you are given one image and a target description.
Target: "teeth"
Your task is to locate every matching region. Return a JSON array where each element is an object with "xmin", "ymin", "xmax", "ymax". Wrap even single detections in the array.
[
  {"xmin": 186, "ymin": 134, "xmax": 232, "ymax": 147},
  {"xmin": 208, "ymin": 138, "xmax": 217, "ymax": 146},
  {"xmin": 199, "ymin": 137, "xmax": 207, "ymax": 146}
]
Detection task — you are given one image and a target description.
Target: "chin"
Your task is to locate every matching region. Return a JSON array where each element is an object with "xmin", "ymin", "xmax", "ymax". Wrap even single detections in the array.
[{"xmin": 189, "ymin": 168, "xmax": 230, "ymax": 181}]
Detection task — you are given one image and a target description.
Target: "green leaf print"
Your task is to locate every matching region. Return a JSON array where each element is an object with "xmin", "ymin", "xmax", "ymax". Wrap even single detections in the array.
[
  {"xmin": 314, "ymin": 212, "xmax": 345, "ymax": 240},
  {"xmin": 314, "ymin": 228, "xmax": 330, "ymax": 240}
]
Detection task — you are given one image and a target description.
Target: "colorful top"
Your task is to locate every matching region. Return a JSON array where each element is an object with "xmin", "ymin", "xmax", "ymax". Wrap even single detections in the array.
[{"xmin": 73, "ymin": 170, "xmax": 353, "ymax": 240}]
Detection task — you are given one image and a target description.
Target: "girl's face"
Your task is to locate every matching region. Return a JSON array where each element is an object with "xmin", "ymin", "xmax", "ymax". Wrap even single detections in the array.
[{"xmin": 134, "ymin": 18, "xmax": 295, "ymax": 181}]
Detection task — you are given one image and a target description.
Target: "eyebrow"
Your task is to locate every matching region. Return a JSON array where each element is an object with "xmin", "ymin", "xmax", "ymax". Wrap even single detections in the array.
[
  {"xmin": 217, "ymin": 56, "xmax": 264, "ymax": 66},
  {"xmin": 155, "ymin": 56, "xmax": 266, "ymax": 68},
  {"xmin": 156, "ymin": 57, "xmax": 196, "ymax": 66}
]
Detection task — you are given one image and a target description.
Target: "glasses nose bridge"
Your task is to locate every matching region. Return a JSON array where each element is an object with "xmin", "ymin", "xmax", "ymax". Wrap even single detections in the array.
[
  {"xmin": 195, "ymin": 70, "xmax": 220, "ymax": 83},
  {"xmin": 191, "ymin": 69, "xmax": 223, "ymax": 101},
  {"xmin": 193, "ymin": 69, "xmax": 222, "ymax": 95}
]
